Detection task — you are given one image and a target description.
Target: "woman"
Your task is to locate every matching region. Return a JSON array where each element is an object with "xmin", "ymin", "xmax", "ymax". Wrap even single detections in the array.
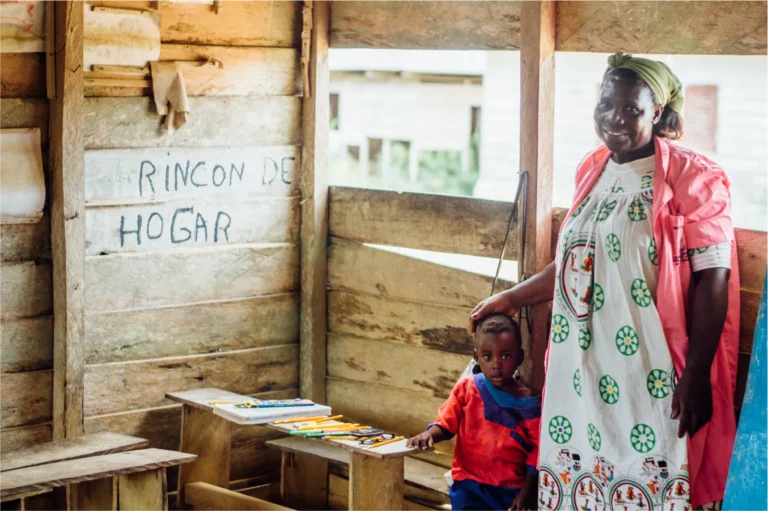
[{"xmin": 470, "ymin": 53, "xmax": 739, "ymax": 510}]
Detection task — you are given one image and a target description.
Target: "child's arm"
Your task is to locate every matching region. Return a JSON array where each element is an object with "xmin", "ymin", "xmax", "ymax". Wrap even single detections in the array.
[
  {"xmin": 406, "ymin": 425, "xmax": 447, "ymax": 449},
  {"xmin": 509, "ymin": 473, "xmax": 537, "ymax": 511}
]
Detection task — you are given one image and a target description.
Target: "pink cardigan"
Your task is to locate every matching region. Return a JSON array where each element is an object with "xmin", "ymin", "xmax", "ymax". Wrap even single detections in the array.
[{"xmin": 561, "ymin": 137, "xmax": 739, "ymax": 506}]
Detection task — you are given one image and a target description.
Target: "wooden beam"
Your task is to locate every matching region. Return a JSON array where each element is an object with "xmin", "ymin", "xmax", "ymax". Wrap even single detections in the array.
[
  {"xmin": 49, "ymin": 0, "xmax": 85, "ymax": 440},
  {"xmin": 299, "ymin": 0, "xmax": 330, "ymax": 403},
  {"xmin": 518, "ymin": 0, "xmax": 555, "ymax": 391},
  {"xmin": 185, "ymin": 482, "xmax": 292, "ymax": 511}
]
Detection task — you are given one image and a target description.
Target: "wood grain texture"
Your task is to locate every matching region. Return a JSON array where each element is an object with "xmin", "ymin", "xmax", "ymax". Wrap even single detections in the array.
[
  {"xmin": 86, "ymin": 46, "xmax": 300, "ymax": 97},
  {"xmin": 0, "ymin": 262, "xmax": 52, "ymax": 319},
  {"xmin": 0, "ymin": 448, "xmax": 195, "ymax": 500},
  {"xmin": 281, "ymin": 452, "xmax": 328, "ymax": 510},
  {"xmin": 735, "ymin": 228, "xmax": 767, "ymax": 294},
  {"xmin": 0, "ymin": 99, "xmax": 49, "ymax": 144},
  {"xmin": 85, "ymin": 146, "xmax": 300, "ymax": 204},
  {"xmin": 740, "ymin": 290, "xmax": 762, "ymax": 356},
  {"xmin": 177, "ymin": 407, "xmax": 230, "ymax": 510},
  {"xmin": 519, "ymin": 0, "xmax": 555, "ymax": 391},
  {"xmin": 328, "ymin": 473, "xmax": 439, "ymax": 511},
  {"xmin": 83, "ymin": 97, "xmax": 301, "ymax": 149},
  {"xmin": 49, "ymin": 0, "xmax": 86, "ymax": 440},
  {"xmin": 349, "ymin": 451, "xmax": 404, "ymax": 511},
  {"xmin": 85, "ymin": 294, "xmax": 298, "ymax": 364},
  {"xmin": 0, "ymin": 432, "xmax": 148, "ymax": 472},
  {"xmin": 84, "ymin": 345, "xmax": 299, "ymax": 416},
  {"xmin": 0, "ymin": 54, "xmax": 46, "ymax": 98},
  {"xmin": 1, "ymin": 370, "xmax": 52, "ymax": 429},
  {"xmin": 118, "ymin": 469, "xmax": 167, "ymax": 511},
  {"xmin": 300, "ymin": 0, "xmax": 331, "ymax": 404},
  {"xmin": 328, "ymin": 290, "xmax": 474, "ymax": 355},
  {"xmin": 1, "ymin": 316, "xmax": 53, "ymax": 373},
  {"xmin": 327, "ymin": 334, "xmax": 466, "ymax": 400},
  {"xmin": 185, "ymin": 482, "xmax": 292, "ymax": 511},
  {"xmin": 70, "ymin": 476, "xmax": 117, "ymax": 511},
  {"xmin": 556, "ymin": 1, "xmax": 767, "ymax": 55},
  {"xmin": 88, "ymin": 1, "xmax": 300, "ymax": 47},
  {"xmin": 329, "ymin": 187, "xmax": 519, "ymax": 259},
  {"xmin": 85, "ymin": 198, "xmax": 299, "ymax": 255},
  {"xmin": 0, "ymin": 423, "xmax": 53, "ymax": 453},
  {"xmin": 330, "ymin": 1, "xmax": 521, "ymax": 50},
  {"xmin": 85, "ymin": 244, "xmax": 299, "ymax": 312},
  {"xmin": 328, "ymin": 237, "xmax": 512, "ymax": 308},
  {"xmin": 0, "ymin": 217, "xmax": 51, "ymax": 263}
]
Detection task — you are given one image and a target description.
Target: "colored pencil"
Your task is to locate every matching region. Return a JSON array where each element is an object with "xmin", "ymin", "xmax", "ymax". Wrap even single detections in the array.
[{"xmin": 368, "ymin": 436, "xmax": 405, "ymax": 449}]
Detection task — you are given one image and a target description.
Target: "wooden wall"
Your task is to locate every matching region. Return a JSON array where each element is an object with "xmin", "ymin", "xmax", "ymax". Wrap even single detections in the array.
[
  {"xmin": 329, "ymin": 1, "xmax": 767, "ymax": 55},
  {"xmin": 0, "ymin": 54, "xmax": 54, "ymax": 450}
]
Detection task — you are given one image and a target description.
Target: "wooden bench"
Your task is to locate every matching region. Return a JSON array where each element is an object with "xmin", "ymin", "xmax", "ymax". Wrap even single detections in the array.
[
  {"xmin": 0, "ymin": 433, "xmax": 196, "ymax": 510},
  {"xmin": 266, "ymin": 436, "xmax": 449, "ymax": 510}
]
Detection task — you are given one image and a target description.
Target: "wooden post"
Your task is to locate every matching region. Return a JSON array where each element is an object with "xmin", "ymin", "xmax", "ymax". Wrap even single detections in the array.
[
  {"xmin": 348, "ymin": 452, "xmax": 404, "ymax": 511},
  {"xmin": 50, "ymin": 0, "xmax": 85, "ymax": 440},
  {"xmin": 299, "ymin": 0, "xmax": 330, "ymax": 403},
  {"xmin": 176, "ymin": 406, "xmax": 231, "ymax": 510},
  {"xmin": 118, "ymin": 468, "xmax": 168, "ymax": 511},
  {"xmin": 70, "ymin": 477, "xmax": 117, "ymax": 511},
  {"xmin": 519, "ymin": 0, "xmax": 555, "ymax": 391}
]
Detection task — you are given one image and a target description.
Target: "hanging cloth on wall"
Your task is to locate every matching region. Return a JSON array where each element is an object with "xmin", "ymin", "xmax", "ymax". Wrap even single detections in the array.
[{"xmin": 150, "ymin": 61, "xmax": 190, "ymax": 134}]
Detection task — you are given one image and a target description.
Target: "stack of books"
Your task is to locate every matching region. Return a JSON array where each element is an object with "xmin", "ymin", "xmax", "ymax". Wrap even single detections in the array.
[{"xmin": 212, "ymin": 398, "xmax": 332, "ymax": 425}]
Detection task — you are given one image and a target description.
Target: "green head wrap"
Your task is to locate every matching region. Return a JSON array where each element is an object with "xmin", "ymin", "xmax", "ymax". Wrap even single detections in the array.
[{"xmin": 605, "ymin": 52, "xmax": 684, "ymax": 113}]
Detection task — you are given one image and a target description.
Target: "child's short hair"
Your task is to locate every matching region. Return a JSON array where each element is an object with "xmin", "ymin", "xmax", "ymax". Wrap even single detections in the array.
[{"xmin": 475, "ymin": 313, "xmax": 521, "ymax": 342}]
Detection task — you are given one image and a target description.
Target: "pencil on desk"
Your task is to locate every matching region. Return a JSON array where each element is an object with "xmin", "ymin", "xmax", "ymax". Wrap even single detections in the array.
[
  {"xmin": 208, "ymin": 401, "xmax": 239, "ymax": 405},
  {"xmin": 273, "ymin": 415, "xmax": 332, "ymax": 424},
  {"xmin": 368, "ymin": 436, "xmax": 405, "ymax": 449},
  {"xmin": 297, "ymin": 423, "xmax": 358, "ymax": 431},
  {"xmin": 327, "ymin": 436, "xmax": 357, "ymax": 441},
  {"xmin": 316, "ymin": 415, "xmax": 343, "ymax": 423}
]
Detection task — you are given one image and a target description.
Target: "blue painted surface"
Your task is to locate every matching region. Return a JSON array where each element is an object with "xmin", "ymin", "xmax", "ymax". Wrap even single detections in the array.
[{"xmin": 723, "ymin": 274, "xmax": 767, "ymax": 510}]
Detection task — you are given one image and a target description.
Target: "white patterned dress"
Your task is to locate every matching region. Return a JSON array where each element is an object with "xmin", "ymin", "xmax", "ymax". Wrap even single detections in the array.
[{"xmin": 537, "ymin": 156, "xmax": 691, "ymax": 511}]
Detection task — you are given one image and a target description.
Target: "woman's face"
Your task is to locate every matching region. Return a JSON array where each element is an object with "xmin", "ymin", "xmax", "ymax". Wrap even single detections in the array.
[{"xmin": 594, "ymin": 76, "xmax": 662, "ymax": 155}]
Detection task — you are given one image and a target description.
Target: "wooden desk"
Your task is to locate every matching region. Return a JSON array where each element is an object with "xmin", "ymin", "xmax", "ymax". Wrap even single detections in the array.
[{"xmin": 166, "ymin": 388, "xmax": 427, "ymax": 510}]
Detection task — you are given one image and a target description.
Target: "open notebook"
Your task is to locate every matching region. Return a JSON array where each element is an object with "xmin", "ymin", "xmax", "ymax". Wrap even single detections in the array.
[{"xmin": 212, "ymin": 401, "xmax": 332, "ymax": 425}]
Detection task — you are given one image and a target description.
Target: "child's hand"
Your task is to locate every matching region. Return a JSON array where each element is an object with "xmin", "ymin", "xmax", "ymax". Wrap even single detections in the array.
[
  {"xmin": 509, "ymin": 474, "xmax": 537, "ymax": 510},
  {"xmin": 406, "ymin": 431, "xmax": 434, "ymax": 449}
]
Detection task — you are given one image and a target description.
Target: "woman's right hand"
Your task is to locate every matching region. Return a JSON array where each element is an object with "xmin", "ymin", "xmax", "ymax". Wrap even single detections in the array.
[{"xmin": 469, "ymin": 291, "xmax": 519, "ymax": 333}]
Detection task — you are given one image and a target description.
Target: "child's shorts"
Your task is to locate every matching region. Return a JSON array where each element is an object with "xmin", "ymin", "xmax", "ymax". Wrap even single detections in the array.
[{"xmin": 449, "ymin": 479, "xmax": 520, "ymax": 510}]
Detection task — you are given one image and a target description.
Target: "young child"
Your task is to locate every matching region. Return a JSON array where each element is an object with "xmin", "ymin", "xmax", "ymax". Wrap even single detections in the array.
[{"xmin": 407, "ymin": 314, "xmax": 540, "ymax": 511}]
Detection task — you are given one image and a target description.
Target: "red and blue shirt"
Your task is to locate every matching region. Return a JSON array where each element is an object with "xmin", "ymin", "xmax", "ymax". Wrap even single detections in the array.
[{"xmin": 432, "ymin": 373, "xmax": 541, "ymax": 489}]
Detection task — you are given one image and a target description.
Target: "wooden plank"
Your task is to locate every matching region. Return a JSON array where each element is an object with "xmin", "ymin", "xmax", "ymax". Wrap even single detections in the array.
[
  {"xmin": 0, "ymin": 99, "xmax": 49, "ymax": 144},
  {"xmin": 1, "ymin": 316, "xmax": 53, "ymax": 373},
  {"xmin": 85, "ymin": 198, "xmax": 299, "ymax": 255},
  {"xmin": 281, "ymin": 452, "xmax": 328, "ymax": 510},
  {"xmin": 349, "ymin": 451, "xmax": 404, "ymax": 511},
  {"xmin": 518, "ymin": 0, "xmax": 555, "ymax": 391},
  {"xmin": 735, "ymin": 352, "xmax": 752, "ymax": 410},
  {"xmin": 0, "ymin": 424, "xmax": 52, "ymax": 453},
  {"xmin": 740, "ymin": 290, "xmax": 762, "ymax": 355},
  {"xmin": 0, "ymin": 262, "xmax": 52, "ymax": 319},
  {"xmin": 329, "ymin": 187, "xmax": 519, "ymax": 259},
  {"xmin": 328, "ymin": 334, "xmax": 466, "ymax": 399},
  {"xmin": 85, "ymin": 294, "xmax": 298, "ymax": 364},
  {"xmin": 85, "ymin": 244, "xmax": 299, "ymax": 312},
  {"xmin": 328, "ymin": 474, "xmax": 437, "ymax": 511},
  {"xmin": 165, "ymin": 388, "xmax": 254, "ymax": 412},
  {"xmin": 328, "ymin": 290, "xmax": 474, "ymax": 355},
  {"xmin": 70, "ymin": 477, "xmax": 117, "ymax": 511},
  {"xmin": 0, "ymin": 217, "xmax": 51, "ymax": 263},
  {"xmin": 300, "ymin": 0, "xmax": 331, "ymax": 405},
  {"xmin": 21, "ymin": 492, "xmax": 54, "ymax": 511},
  {"xmin": 0, "ymin": 448, "xmax": 196, "ymax": 500},
  {"xmin": 735, "ymin": 228, "xmax": 767, "ymax": 294},
  {"xmin": 556, "ymin": 1, "xmax": 768, "ymax": 55},
  {"xmin": 329, "ymin": 237, "xmax": 512, "ymax": 308},
  {"xmin": 85, "ymin": 146, "xmax": 300, "ymax": 205},
  {"xmin": 0, "ymin": 432, "xmax": 148, "ymax": 472},
  {"xmin": 83, "ymin": 97, "xmax": 301, "ymax": 149},
  {"xmin": 0, "ymin": 370, "xmax": 52, "ymax": 429},
  {"xmin": 329, "ymin": 1, "xmax": 521, "ymax": 50},
  {"xmin": 0, "ymin": 54, "xmax": 46, "ymax": 98},
  {"xmin": 84, "ymin": 345, "xmax": 299, "ymax": 416},
  {"xmin": 185, "ymin": 482, "xmax": 292, "ymax": 511},
  {"xmin": 118, "ymin": 469, "xmax": 166, "ymax": 511},
  {"xmin": 177, "ymin": 407, "xmax": 230, "ymax": 511},
  {"xmin": 87, "ymin": 45, "xmax": 300, "ymax": 97},
  {"xmin": 88, "ymin": 1, "xmax": 300, "ymax": 47}
]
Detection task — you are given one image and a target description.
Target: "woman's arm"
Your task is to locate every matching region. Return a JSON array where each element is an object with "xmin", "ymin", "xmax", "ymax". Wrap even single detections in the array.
[
  {"xmin": 470, "ymin": 261, "xmax": 556, "ymax": 332},
  {"xmin": 671, "ymin": 267, "xmax": 730, "ymax": 439}
]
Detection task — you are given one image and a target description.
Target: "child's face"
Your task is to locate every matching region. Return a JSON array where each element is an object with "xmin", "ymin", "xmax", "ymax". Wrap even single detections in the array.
[{"xmin": 473, "ymin": 330, "xmax": 522, "ymax": 389}]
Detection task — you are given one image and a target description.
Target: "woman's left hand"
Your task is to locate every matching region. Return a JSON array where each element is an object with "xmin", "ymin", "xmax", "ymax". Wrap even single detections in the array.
[{"xmin": 670, "ymin": 367, "xmax": 713, "ymax": 439}]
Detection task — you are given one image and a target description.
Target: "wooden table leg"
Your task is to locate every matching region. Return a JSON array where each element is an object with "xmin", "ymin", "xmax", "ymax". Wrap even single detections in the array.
[
  {"xmin": 119, "ymin": 468, "xmax": 167, "ymax": 510},
  {"xmin": 177, "ymin": 405, "xmax": 232, "ymax": 510},
  {"xmin": 70, "ymin": 477, "xmax": 117, "ymax": 510},
  {"xmin": 280, "ymin": 452, "xmax": 328, "ymax": 510},
  {"xmin": 349, "ymin": 452, "xmax": 404, "ymax": 511}
]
